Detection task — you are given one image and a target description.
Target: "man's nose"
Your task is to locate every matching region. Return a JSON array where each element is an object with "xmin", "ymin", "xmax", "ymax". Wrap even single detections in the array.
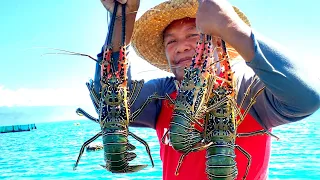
[{"xmin": 175, "ymin": 41, "xmax": 191, "ymax": 53}]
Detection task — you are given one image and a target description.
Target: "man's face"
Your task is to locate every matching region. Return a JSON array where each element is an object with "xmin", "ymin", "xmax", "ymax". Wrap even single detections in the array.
[{"xmin": 163, "ymin": 18, "xmax": 200, "ymax": 81}]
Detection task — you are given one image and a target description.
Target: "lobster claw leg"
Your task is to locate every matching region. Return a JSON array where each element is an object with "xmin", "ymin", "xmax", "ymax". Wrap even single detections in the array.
[
  {"xmin": 128, "ymin": 80, "xmax": 144, "ymax": 107},
  {"xmin": 129, "ymin": 132, "xmax": 154, "ymax": 167},
  {"xmin": 73, "ymin": 131, "xmax": 103, "ymax": 170},
  {"xmin": 161, "ymin": 128, "xmax": 170, "ymax": 145},
  {"xmin": 130, "ymin": 92, "xmax": 166, "ymax": 123},
  {"xmin": 76, "ymin": 108, "xmax": 99, "ymax": 123},
  {"xmin": 86, "ymin": 80, "xmax": 100, "ymax": 113}
]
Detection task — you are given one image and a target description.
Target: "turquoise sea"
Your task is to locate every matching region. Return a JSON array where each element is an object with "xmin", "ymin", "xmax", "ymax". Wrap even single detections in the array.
[{"xmin": 0, "ymin": 110, "xmax": 319, "ymax": 180}]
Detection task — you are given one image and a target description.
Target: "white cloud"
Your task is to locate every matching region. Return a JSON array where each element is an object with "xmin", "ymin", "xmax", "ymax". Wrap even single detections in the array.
[
  {"xmin": 127, "ymin": 46, "xmax": 174, "ymax": 81},
  {"xmin": 0, "ymin": 46, "xmax": 173, "ymax": 107},
  {"xmin": 0, "ymin": 68, "xmax": 171, "ymax": 108},
  {"xmin": 0, "ymin": 86, "xmax": 91, "ymax": 107}
]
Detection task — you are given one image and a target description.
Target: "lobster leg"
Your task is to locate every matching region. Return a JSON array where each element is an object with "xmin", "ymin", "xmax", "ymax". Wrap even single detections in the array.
[
  {"xmin": 207, "ymin": 85, "xmax": 279, "ymax": 141},
  {"xmin": 164, "ymin": 93, "xmax": 176, "ymax": 105},
  {"xmin": 175, "ymin": 142, "xmax": 213, "ymax": 176},
  {"xmin": 237, "ymin": 129, "xmax": 279, "ymax": 140},
  {"xmin": 73, "ymin": 131, "xmax": 103, "ymax": 170},
  {"xmin": 237, "ymin": 86, "xmax": 266, "ymax": 126},
  {"xmin": 128, "ymin": 132, "xmax": 154, "ymax": 167},
  {"xmin": 86, "ymin": 80, "xmax": 100, "ymax": 113},
  {"xmin": 238, "ymin": 75, "xmax": 259, "ymax": 109},
  {"xmin": 89, "ymin": 93, "xmax": 100, "ymax": 114},
  {"xmin": 77, "ymin": 112, "xmax": 139, "ymax": 154},
  {"xmin": 128, "ymin": 80, "xmax": 145, "ymax": 108},
  {"xmin": 130, "ymin": 92, "xmax": 166, "ymax": 122},
  {"xmin": 168, "ymin": 116, "xmax": 203, "ymax": 152},
  {"xmin": 229, "ymin": 85, "xmax": 280, "ymax": 140},
  {"xmin": 86, "ymin": 80, "xmax": 99, "ymax": 104},
  {"xmin": 161, "ymin": 129, "xmax": 170, "ymax": 145},
  {"xmin": 76, "ymin": 108, "xmax": 99, "ymax": 123},
  {"xmin": 235, "ymin": 145, "xmax": 251, "ymax": 180},
  {"xmin": 161, "ymin": 126, "xmax": 202, "ymax": 147}
]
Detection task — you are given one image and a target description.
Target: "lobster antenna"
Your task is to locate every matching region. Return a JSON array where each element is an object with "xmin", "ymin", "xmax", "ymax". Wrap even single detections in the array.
[
  {"xmin": 121, "ymin": 3, "xmax": 126, "ymax": 46},
  {"xmin": 107, "ymin": 2, "xmax": 120, "ymax": 73},
  {"xmin": 221, "ymin": 39, "xmax": 229, "ymax": 58},
  {"xmin": 106, "ymin": 2, "xmax": 119, "ymax": 47}
]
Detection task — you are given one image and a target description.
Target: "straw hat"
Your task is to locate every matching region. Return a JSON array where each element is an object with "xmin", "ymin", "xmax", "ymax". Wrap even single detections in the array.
[{"xmin": 131, "ymin": 0, "xmax": 251, "ymax": 72}]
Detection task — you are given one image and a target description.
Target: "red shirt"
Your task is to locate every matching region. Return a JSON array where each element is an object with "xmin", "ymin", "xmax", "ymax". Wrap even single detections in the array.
[{"xmin": 155, "ymin": 91, "xmax": 272, "ymax": 180}]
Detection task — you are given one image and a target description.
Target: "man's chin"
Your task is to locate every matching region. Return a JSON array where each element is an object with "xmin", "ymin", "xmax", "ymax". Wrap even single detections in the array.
[{"xmin": 173, "ymin": 69, "xmax": 186, "ymax": 82}]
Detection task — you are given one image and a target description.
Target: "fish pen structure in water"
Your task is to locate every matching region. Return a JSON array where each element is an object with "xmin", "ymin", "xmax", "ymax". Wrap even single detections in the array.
[{"xmin": 0, "ymin": 123, "xmax": 37, "ymax": 133}]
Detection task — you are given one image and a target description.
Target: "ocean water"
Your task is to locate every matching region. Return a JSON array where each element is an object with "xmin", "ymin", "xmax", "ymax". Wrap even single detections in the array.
[{"xmin": 0, "ymin": 111, "xmax": 319, "ymax": 180}]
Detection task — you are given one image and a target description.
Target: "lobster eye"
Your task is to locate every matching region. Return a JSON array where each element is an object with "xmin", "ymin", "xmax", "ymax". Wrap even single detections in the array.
[
  {"xmin": 109, "ymin": 98, "xmax": 113, "ymax": 102},
  {"xmin": 115, "ymin": 98, "xmax": 118, "ymax": 102}
]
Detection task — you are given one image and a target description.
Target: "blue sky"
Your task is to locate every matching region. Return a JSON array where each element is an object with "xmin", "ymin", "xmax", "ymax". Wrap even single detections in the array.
[{"xmin": 0, "ymin": 0, "xmax": 319, "ymax": 124}]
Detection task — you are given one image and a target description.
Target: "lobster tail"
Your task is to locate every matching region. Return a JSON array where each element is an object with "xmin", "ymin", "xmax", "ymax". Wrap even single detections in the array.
[
  {"xmin": 205, "ymin": 142, "xmax": 237, "ymax": 180},
  {"xmin": 169, "ymin": 110, "xmax": 203, "ymax": 152},
  {"xmin": 102, "ymin": 127, "xmax": 130, "ymax": 172}
]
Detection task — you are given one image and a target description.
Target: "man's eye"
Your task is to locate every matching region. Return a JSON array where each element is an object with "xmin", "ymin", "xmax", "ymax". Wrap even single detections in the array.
[
  {"xmin": 188, "ymin": 34, "xmax": 199, "ymax": 38},
  {"xmin": 166, "ymin": 40, "xmax": 176, "ymax": 46}
]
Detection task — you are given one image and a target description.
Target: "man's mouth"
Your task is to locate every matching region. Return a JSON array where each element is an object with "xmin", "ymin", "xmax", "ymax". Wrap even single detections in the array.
[{"xmin": 176, "ymin": 57, "xmax": 192, "ymax": 65}]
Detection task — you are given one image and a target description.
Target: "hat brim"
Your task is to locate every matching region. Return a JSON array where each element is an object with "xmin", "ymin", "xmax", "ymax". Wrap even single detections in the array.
[{"xmin": 131, "ymin": 0, "xmax": 250, "ymax": 72}]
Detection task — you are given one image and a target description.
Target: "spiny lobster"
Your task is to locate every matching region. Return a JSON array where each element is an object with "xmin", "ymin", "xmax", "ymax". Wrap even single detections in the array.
[
  {"xmin": 162, "ymin": 34, "xmax": 279, "ymax": 179},
  {"xmin": 201, "ymin": 37, "xmax": 279, "ymax": 180},
  {"xmin": 161, "ymin": 34, "xmax": 213, "ymax": 153},
  {"xmin": 72, "ymin": 2, "xmax": 163, "ymax": 173}
]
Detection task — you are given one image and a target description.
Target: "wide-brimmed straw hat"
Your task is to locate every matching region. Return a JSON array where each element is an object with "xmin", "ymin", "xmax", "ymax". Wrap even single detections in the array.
[{"xmin": 131, "ymin": 0, "xmax": 251, "ymax": 72}]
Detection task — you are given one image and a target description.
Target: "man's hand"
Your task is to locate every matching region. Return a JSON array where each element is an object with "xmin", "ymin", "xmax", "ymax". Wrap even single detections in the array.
[
  {"xmin": 99, "ymin": 0, "xmax": 140, "ymax": 50},
  {"xmin": 196, "ymin": 0, "xmax": 248, "ymax": 37},
  {"xmin": 100, "ymin": 0, "xmax": 140, "ymax": 17},
  {"xmin": 196, "ymin": 0, "xmax": 255, "ymax": 61}
]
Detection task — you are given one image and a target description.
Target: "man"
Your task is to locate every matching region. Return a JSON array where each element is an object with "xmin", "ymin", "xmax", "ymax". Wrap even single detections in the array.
[{"xmin": 94, "ymin": 0, "xmax": 320, "ymax": 179}]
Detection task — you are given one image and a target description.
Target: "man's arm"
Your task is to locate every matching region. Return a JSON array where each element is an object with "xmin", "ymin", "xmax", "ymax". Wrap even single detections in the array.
[
  {"xmin": 235, "ymin": 30, "xmax": 320, "ymax": 129},
  {"xmin": 128, "ymin": 75, "xmax": 176, "ymax": 128}
]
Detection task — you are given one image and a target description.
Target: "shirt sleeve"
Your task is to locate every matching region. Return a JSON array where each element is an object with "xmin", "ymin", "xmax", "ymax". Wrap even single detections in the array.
[
  {"xmin": 128, "ymin": 76, "xmax": 176, "ymax": 129},
  {"xmin": 236, "ymin": 30, "xmax": 320, "ymax": 129}
]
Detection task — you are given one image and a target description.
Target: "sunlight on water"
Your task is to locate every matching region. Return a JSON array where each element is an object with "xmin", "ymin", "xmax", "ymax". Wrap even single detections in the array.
[{"xmin": 0, "ymin": 111, "xmax": 319, "ymax": 180}]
